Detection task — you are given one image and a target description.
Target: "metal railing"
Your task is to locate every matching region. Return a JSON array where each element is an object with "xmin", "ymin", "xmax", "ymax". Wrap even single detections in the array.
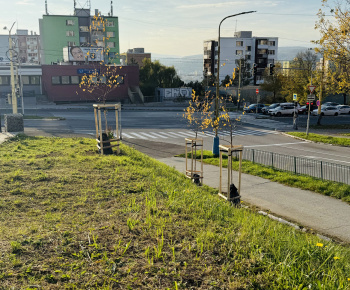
[{"xmin": 239, "ymin": 148, "xmax": 350, "ymax": 185}]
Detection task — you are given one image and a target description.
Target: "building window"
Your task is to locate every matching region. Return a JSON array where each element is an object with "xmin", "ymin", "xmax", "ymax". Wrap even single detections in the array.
[
  {"xmin": 30, "ymin": 76, "xmax": 40, "ymax": 85},
  {"xmin": 106, "ymin": 31, "xmax": 115, "ymax": 38},
  {"xmin": 79, "ymin": 26, "xmax": 89, "ymax": 32},
  {"xmin": 246, "ymin": 55, "xmax": 251, "ymax": 60},
  {"xmin": 66, "ymin": 31, "xmax": 75, "ymax": 37},
  {"xmin": 107, "ymin": 42, "xmax": 115, "ymax": 48},
  {"xmin": 66, "ymin": 20, "xmax": 75, "ymax": 26},
  {"xmin": 258, "ymin": 39, "xmax": 268, "ymax": 45},
  {"xmin": 52, "ymin": 76, "xmax": 61, "ymax": 85},
  {"xmin": 68, "ymin": 41, "xmax": 76, "ymax": 46},
  {"xmin": 268, "ymin": 50, "xmax": 275, "ymax": 55},
  {"xmin": 71, "ymin": 76, "xmax": 79, "ymax": 84},
  {"xmin": 246, "ymin": 46, "xmax": 251, "ymax": 51},
  {"xmin": 236, "ymin": 41, "xmax": 243, "ymax": 47},
  {"xmin": 268, "ymin": 41, "xmax": 276, "ymax": 46},
  {"xmin": 106, "ymin": 21, "xmax": 115, "ymax": 27},
  {"xmin": 22, "ymin": 76, "xmax": 30, "ymax": 85},
  {"xmin": 0, "ymin": 76, "xmax": 9, "ymax": 85},
  {"xmin": 61, "ymin": 76, "xmax": 70, "ymax": 85},
  {"xmin": 236, "ymin": 50, "xmax": 243, "ymax": 55}
]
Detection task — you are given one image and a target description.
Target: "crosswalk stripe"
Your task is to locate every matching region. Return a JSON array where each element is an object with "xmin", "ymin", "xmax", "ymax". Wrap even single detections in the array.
[
  {"xmin": 149, "ymin": 132, "xmax": 168, "ymax": 138},
  {"xmin": 138, "ymin": 132, "xmax": 158, "ymax": 139},
  {"xmin": 122, "ymin": 133, "xmax": 135, "ymax": 138},
  {"xmin": 121, "ymin": 129, "xmax": 278, "ymax": 140},
  {"xmin": 129, "ymin": 132, "xmax": 148, "ymax": 139}
]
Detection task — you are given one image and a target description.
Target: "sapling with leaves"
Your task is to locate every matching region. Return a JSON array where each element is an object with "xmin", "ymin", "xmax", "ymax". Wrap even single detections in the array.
[{"xmin": 183, "ymin": 90, "xmax": 213, "ymax": 139}]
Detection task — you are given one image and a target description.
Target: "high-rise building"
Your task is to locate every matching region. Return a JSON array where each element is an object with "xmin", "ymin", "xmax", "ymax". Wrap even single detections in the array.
[
  {"xmin": 39, "ymin": 7, "xmax": 120, "ymax": 65},
  {"xmin": 203, "ymin": 31, "xmax": 278, "ymax": 85}
]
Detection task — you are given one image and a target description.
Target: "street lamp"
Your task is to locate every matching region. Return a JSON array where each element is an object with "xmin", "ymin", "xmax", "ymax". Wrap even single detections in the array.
[
  {"xmin": 213, "ymin": 11, "xmax": 256, "ymax": 155},
  {"xmin": 4, "ymin": 22, "xmax": 17, "ymax": 114}
]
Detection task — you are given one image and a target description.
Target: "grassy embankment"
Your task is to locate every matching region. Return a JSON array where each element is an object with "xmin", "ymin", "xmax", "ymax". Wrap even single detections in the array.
[
  {"xmin": 0, "ymin": 135, "xmax": 350, "ymax": 288},
  {"xmin": 287, "ymin": 132, "xmax": 350, "ymax": 147}
]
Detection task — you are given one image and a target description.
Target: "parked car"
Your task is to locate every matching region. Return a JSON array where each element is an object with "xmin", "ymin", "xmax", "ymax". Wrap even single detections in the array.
[
  {"xmin": 243, "ymin": 104, "xmax": 265, "ymax": 113},
  {"xmin": 337, "ymin": 105, "xmax": 350, "ymax": 114},
  {"xmin": 269, "ymin": 103, "xmax": 300, "ymax": 116},
  {"xmin": 298, "ymin": 104, "xmax": 318, "ymax": 114},
  {"xmin": 262, "ymin": 103, "xmax": 280, "ymax": 114},
  {"xmin": 323, "ymin": 102, "xmax": 340, "ymax": 107},
  {"xmin": 312, "ymin": 106, "xmax": 340, "ymax": 116}
]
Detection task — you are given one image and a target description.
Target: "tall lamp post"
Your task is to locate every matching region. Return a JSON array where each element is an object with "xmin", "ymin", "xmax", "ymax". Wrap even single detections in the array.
[
  {"xmin": 213, "ymin": 11, "xmax": 256, "ymax": 155},
  {"xmin": 4, "ymin": 22, "xmax": 17, "ymax": 114}
]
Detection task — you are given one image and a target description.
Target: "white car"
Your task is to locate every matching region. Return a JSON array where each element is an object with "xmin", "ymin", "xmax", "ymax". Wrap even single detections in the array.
[
  {"xmin": 312, "ymin": 106, "xmax": 340, "ymax": 116},
  {"xmin": 269, "ymin": 103, "xmax": 299, "ymax": 116},
  {"xmin": 337, "ymin": 105, "xmax": 350, "ymax": 114}
]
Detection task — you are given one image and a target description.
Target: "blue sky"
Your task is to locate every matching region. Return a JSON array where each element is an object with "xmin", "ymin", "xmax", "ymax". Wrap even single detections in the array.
[{"xmin": 1, "ymin": 0, "xmax": 327, "ymax": 56}]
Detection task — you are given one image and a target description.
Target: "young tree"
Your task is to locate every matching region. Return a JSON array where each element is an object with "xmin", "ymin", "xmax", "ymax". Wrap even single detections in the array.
[{"xmin": 315, "ymin": 0, "xmax": 350, "ymax": 104}]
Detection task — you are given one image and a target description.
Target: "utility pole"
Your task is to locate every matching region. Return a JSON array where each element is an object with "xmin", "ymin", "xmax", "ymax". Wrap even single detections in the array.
[
  {"xmin": 238, "ymin": 58, "xmax": 242, "ymax": 110},
  {"xmin": 6, "ymin": 22, "xmax": 18, "ymax": 114}
]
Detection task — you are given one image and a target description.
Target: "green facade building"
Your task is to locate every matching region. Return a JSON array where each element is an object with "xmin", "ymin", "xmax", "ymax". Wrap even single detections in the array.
[{"xmin": 39, "ymin": 9, "xmax": 120, "ymax": 65}]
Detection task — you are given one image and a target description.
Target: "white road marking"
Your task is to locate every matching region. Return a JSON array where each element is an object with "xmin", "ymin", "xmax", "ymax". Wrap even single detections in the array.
[
  {"xmin": 121, "ymin": 133, "xmax": 135, "ymax": 138},
  {"xmin": 138, "ymin": 132, "xmax": 158, "ymax": 139},
  {"xmin": 129, "ymin": 132, "xmax": 148, "ymax": 139}
]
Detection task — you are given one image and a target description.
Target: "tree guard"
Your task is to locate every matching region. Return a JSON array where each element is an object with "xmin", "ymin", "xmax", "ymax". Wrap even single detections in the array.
[
  {"xmin": 219, "ymin": 145, "xmax": 243, "ymax": 206},
  {"xmin": 185, "ymin": 138, "xmax": 203, "ymax": 185},
  {"xmin": 93, "ymin": 103, "xmax": 121, "ymax": 155}
]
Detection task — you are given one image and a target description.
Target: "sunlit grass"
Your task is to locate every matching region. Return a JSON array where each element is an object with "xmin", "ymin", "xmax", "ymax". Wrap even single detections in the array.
[
  {"xmin": 0, "ymin": 135, "xmax": 349, "ymax": 288},
  {"xmin": 287, "ymin": 132, "xmax": 350, "ymax": 147}
]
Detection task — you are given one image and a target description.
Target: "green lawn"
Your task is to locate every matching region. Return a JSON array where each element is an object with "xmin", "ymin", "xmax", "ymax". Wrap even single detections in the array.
[
  {"xmin": 287, "ymin": 132, "xmax": 350, "ymax": 147},
  {"xmin": 0, "ymin": 135, "xmax": 349, "ymax": 288}
]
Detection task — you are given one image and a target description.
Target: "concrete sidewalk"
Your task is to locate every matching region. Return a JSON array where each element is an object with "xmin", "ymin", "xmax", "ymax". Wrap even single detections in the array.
[
  {"xmin": 1, "ymin": 131, "xmax": 350, "ymax": 244},
  {"xmin": 157, "ymin": 156, "xmax": 350, "ymax": 244}
]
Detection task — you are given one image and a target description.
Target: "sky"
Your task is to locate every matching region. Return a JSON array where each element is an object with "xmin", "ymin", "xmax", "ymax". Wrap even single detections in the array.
[{"xmin": 1, "ymin": 0, "xmax": 330, "ymax": 56}]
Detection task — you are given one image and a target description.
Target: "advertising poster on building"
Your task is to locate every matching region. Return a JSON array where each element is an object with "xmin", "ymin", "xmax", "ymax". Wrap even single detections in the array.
[{"xmin": 66, "ymin": 47, "xmax": 104, "ymax": 62}]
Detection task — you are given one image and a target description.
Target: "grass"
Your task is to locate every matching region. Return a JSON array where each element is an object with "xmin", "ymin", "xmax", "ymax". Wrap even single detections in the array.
[
  {"xmin": 310, "ymin": 124, "xmax": 350, "ymax": 130},
  {"xmin": 178, "ymin": 150, "xmax": 350, "ymax": 204},
  {"xmin": 0, "ymin": 135, "xmax": 350, "ymax": 288},
  {"xmin": 287, "ymin": 132, "xmax": 350, "ymax": 147}
]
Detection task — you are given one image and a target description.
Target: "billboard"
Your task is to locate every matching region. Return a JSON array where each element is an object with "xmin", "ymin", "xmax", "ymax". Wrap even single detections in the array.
[{"xmin": 64, "ymin": 47, "xmax": 104, "ymax": 62}]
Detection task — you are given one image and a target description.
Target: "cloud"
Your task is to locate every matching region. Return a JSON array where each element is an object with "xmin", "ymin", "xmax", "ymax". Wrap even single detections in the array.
[
  {"xmin": 177, "ymin": 1, "xmax": 282, "ymax": 9},
  {"xmin": 16, "ymin": 0, "xmax": 34, "ymax": 5}
]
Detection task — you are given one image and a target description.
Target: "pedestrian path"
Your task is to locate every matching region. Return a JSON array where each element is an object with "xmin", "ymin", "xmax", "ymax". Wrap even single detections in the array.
[
  {"xmin": 159, "ymin": 156, "xmax": 350, "ymax": 243},
  {"xmin": 121, "ymin": 128, "xmax": 279, "ymax": 140}
]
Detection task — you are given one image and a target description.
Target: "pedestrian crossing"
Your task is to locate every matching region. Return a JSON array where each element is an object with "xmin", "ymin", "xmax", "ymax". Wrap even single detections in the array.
[{"xmin": 121, "ymin": 128, "xmax": 279, "ymax": 140}]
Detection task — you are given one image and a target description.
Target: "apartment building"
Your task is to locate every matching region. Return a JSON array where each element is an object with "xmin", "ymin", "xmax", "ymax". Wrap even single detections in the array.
[
  {"xmin": 120, "ymin": 48, "xmax": 151, "ymax": 68},
  {"xmin": 39, "ymin": 8, "xmax": 120, "ymax": 65},
  {"xmin": 203, "ymin": 31, "xmax": 278, "ymax": 85}
]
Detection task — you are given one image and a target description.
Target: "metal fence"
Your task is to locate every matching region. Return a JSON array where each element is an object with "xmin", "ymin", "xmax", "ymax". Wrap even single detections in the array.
[{"xmin": 239, "ymin": 148, "xmax": 350, "ymax": 185}]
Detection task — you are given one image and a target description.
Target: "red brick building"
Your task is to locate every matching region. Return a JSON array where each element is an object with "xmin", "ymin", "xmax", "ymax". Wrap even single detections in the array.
[{"xmin": 41, "ymin": 64, "xmax": 140, "ymax": 103}]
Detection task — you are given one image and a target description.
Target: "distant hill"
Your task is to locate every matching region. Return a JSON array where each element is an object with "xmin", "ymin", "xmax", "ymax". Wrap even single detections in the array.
[
  {"xmin": 152, "ymin": 54, "xmax": 203, "ymax": 83},
  {"xmin": 277, "ymin": 46, "xmax": 310, "ymax": 61},
  {"xmin": 151, "ymin": 47, "xmax": 314, "ymax": 83}
]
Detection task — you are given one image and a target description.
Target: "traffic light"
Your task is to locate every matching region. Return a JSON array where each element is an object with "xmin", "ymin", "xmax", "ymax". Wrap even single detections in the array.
[
  {"xmin": 253, "ymin": 63, "xmax": 257, "ymax": 75},
  {"xmin": 269, "ymin": 63, "xmax": 275, "ymax": 75}
]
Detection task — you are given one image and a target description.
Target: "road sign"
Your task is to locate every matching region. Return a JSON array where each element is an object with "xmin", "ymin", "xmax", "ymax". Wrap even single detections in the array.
[
  {"xmin": 307, "ymin": 94, "xmax": 316, "ymax": 101},
  {"xmin": 316, "ymin": 100, "xmax": 320, "ymax": 106},
  {"xmin": 256, "ymin": 88, "xmax": 259, "ymax": 94},
  {"xmin": 293, "ymin": 93, "xmax": 297, "ymax": 101},
  {"xmin": 308, "ymin": 85, "xmax": 316, "ymax": 94}
]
